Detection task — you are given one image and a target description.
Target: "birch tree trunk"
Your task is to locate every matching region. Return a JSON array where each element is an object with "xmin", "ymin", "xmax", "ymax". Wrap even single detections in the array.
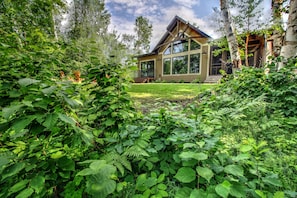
[
  {"xmin": 271, "ymin": 0, "xmax": 284, "ymax": 57},
  {"xmin": 280, "ymin": 0, "xmax": 297, "ymax": 60},
  {"xmin": 220, "ymin": 0, "xmax": 242, "ymax": 68}
]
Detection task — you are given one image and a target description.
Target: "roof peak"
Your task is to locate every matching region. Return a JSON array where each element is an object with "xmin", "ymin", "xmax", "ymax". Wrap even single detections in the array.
[{"xmin": 152, "ymin": 16, "xmax": 211, "ymax": 52}]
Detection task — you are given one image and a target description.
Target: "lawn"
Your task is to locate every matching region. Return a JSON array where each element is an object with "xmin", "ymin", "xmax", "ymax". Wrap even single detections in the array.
[
  {"xmin": 127, "ymin": 83, "xmax": 217, "ymax": 113},
  {"xmin": 127, "ymin": 83, "xmax": 216, "ymax": 100}
]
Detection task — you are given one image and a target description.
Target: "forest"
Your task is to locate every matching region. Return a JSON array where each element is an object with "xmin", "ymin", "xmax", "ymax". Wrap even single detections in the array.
[{"xmin": 0, "ymin": 0, "xmax": 296, "ymax": 197}]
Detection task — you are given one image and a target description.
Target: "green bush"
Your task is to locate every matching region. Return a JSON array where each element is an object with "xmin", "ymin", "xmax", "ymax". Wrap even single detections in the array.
[
  {"xmin": 1, "ymin": 1, "xmax": 296, "ymax": 196},
  {"xmin": 218, "ymin": 57, "xmax": 297, "ymax": 116}
]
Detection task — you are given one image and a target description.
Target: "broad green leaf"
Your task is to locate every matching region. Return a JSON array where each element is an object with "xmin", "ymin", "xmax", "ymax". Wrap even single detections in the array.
[
  {"xmin": 50, "ymin": 151, "xmax": 64, "ymax": 159},
  {"xmin": 18, "ymin": 78, "xmax": 40, "ymax": 87},
  {"xmin": 157, "ymin": 183, "xmax": 167, "ymax": 190},
  {"xmin": 136, "ymin": 174, "xmax": 147, "ymax": 191},
  {"xmin": 116, "ymin": 182, "xmax": 126, "ymax": 192},
  {"xmin": 179, "ymin": 151, "xmax": 208, "ymax": 161},
  {"xmin": 196, "ymin": 166, "xmax": 214, "ymax": 183},
  {"xmin": 58, "ymin": 113, "xmax": 76, "ymax": 126},
  {"xmin": 86, "ymin": 179, "xmax": 116, "ymax": 197},
  {"xmin": 273, "ymin": 191, "xmax": 284, "ymax": 198},
  {"xmin": 89, "ymin": 160, "xmax": 107, "ymax": 171},
  {"xmin": 144, "ymin": 177, "xmax": 157, "ymax": 188},
  {"xmin": 9, "ymin": 180, "xmax": 29, "ymax": 194},
  {"xmin": 224, "ymin": 165, "xmax": 244, "ymax": 177},
  {"xmin": 157, "ymin": 173, "xmax": 165, "ymax": 183},
  {"xmin": 158, "ymin": 190, "xmax": 168, "ymax": 197},
  {"xmin": 0, "ymin": 156, "xmax": 10, "ymax": 167},
  {"xmin": 15, "ymin": 188, "xmax": 34, "ymax": 198},
  {"xmin": 41, "ymin": 86, "xmax": 56, "ymax": 95},
  {"xmin": 190, "ymin": 189, "xmax": 207, "ymax": 198},
  {"xmin": 104, "ymin": 119, "xmax": 115, "ymax": 127},
  {"xmin": 232, "ymin": 153, "xmax": 250, "ymax": 162},
  {"xmin": 77, "ymin": 168, "xmax": 94, "ymax": 176},
  {"xmin": 1, "ymin": 162, "xmax": 26, "ymax": 181},
  {"xmin": 183, "ymin": 143, "xmax": 196, "ymax": 149},
  {"xmin": 143, "ymin": 189, "xmax": 151, "ymax": 197},
  {"xmin": 239, "ymin": 145, "xmax": 252, "ymax": 152},
  {"xmin": 63, "ymin": 96, "xmax": 83, "ymax": 108},
  {"xmin": 175, "ymin": 167, "xmax": 196, "ymax": 183},
  {"xmin": 175, "ymin": 187, "xmax": 192, "ymax": 198},
  {"xmin": 255, "ymin": 190, "xmax": 266, "ymax": 198},
  {"xmin": 230, "ymin": 182, "xmax": 247, "ymax": 198},
  {"xmin": 57, "ymin": 157, "xmax": 75, "ymax": 171},
  {"xmin": 2, "ymin": 105, "xmax": 23, "ymax": 119},
  {"xmin": 215, "ymin": 181, "xmax": 231, "ymax": 198},
  {"xmin": 12, "ymin": 116, "xmax": 35, "ymax": 133},
  {"xmin": 22, "ymin": 100, "xmax": 33, "ymax": 107},
  {"xmin": 262, "ymin": 174, "xmax": 283, "ymax": 187},
  {"xmin": 43, "ymin": 113, "xmax": 58, "ymax": 129},
  {"xmin": 78, "ymin": 128, "xmax": 94, "ymax": 145},
  {"xmin": 30, "ymin": 175, "xmax": 45, "ymax": 194}
]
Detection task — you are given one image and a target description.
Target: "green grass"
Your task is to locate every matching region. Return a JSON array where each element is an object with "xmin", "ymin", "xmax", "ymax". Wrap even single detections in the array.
[{"xmin": 128, "ymin": 83, "xmax": 217, "ymax": 100}]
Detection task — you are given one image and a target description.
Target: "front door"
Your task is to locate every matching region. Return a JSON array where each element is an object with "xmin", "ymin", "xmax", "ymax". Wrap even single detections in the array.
[
  {"xmin": 209, "ymin": 46, "xmax": 223, "ymax": 75},
  {"xmin": 141, "ymin": 60, "xmax": 154, "ymax": 78}
]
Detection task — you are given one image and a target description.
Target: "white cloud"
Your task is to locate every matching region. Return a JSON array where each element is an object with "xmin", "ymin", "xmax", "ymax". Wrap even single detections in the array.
[
  {"xmin": 173, "ymin": 0, "xmax": 200, "ymax": 8},
  {"xmin": 106, "ymin": 1, "xmax": 222, "ymax": 50}
]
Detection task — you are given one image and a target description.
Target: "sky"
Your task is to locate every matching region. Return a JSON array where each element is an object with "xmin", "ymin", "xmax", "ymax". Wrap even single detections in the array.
[{"xmin": 105, "ymin": 0, "xmax": 272, "ymax": 50}]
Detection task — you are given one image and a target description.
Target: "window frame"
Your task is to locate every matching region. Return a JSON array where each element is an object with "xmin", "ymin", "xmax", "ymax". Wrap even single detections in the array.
[
  {"xmin": 162, "ymin": 38, "xmax": 202, "ymax": 76},
  {"xmin": 140, "ymin": 59, "xmax": 155, "ymax": 78}
]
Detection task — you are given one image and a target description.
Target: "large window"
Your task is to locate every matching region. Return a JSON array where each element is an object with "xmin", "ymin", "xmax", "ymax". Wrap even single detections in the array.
[
  {"xmin": 190, "ymin": 54, "xmax": 200, "ymax": 73},
  {"xmin": 163, "ymin": 58, "xmax": 171, "ymax": 75},
  {"xmin": 140, "ymin": 60, "xmax": 154, "ymax": 77},
  {"xmin": 162, "ymin": 38, "xmax": 201, "ymax": 75},
  {"xmin": 172, "ymin": 56, "xmax": 188, "ymax": 74}
]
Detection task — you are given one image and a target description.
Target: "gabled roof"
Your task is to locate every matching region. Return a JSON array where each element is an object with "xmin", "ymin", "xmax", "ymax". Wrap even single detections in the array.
[{"xmin": 151, "ymin": 15, "xmax": 212, "ymax": 53}]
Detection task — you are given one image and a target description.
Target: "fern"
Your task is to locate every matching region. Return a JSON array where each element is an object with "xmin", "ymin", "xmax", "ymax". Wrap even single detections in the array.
[
  {"xmin": 124, "ymin": 145, "xmax": 149, "ymax": 158},
  {"xmin": 101, "ymin": 151, "xmax": 132, "ymax": 176}
]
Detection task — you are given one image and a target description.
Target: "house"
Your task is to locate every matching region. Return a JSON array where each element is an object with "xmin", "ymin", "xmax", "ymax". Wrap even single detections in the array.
[{"xmin": 135, "ymin": 16, "xmax": 272, "ymax": 83}]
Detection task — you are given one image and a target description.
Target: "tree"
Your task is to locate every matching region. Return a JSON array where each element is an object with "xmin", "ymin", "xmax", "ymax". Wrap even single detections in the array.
[
  {"xmin": 67, "ymin": 0, "xmax": 111, "ymax": 39},
  {"xmin": 231, "ymin": 0, "xmax": 264, "ymax": 66},
  {"xmin": 121, "ymin": 33, "xmax": 136, "ymax": 54},
  {"xmin": 271, "ymin": 0, "xmax": 285, "ymax": 57},
  {"xmin": 220, "ymin": 0, "xmax": 242, "ymax": 68},
  {"xmin": 0, "ymin": 0, "xmax": 64, "ymax": 40},
  {"xmin": 134, "ymin": 16, "xmax": 153, "ymax": 54},
  {"xmin": 280, "ymin": 0, "xmax": 297, "ymax": 61},
  {"xmin": 61, "ymin": 0, "xmax": 131, "ymax": 67}
]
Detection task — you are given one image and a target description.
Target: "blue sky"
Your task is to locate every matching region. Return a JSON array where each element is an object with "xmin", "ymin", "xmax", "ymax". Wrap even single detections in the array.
[{"xmin": 105, "ymin": 0, "xmax": 272, "ymax": 49}]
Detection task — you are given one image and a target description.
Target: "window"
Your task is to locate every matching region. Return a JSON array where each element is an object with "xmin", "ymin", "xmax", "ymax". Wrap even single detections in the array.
[
  {"xmin": 190, "ymin": 54, "xmax": 200, "ymax": 73},
  {"xmin": 162, "ymin": 38, "xmax": 202, "ymax": 76},
  {"xmin": 140, "ymin": 60, "xmax": 154, "ymax": 77},
  {"xmin": 163, "ymin": 58, "xmax": 171, "ymax": 75},
  {"xmin": 172, "ymin": 40, "xmax": 188, "ymax": 54},
  {"xmin": 172, "ymin": 55, "xmax": 188, "ymax": 74},
  {"xmin": 164, "ymin": 46, "xmax": 171, "ymax": 55},
  {"xmin": 190, "ymin": 40, "xmax": 201, "ymax": 50}
]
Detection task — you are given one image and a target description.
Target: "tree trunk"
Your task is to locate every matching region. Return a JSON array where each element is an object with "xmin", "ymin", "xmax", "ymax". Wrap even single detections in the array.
[
  {"xmin": 220, "ymin": 0, "xmax": 242, "ymax": 68},
  {"xmin": 280, "ymin": 0, "xmax": 297, "ymax": 60},
  {"xmin": 245, "ymin": 33, "xmax": 250, "ymax": 67},
  {"xmin": 271, "ymin": 0, "xmax": 284, "ymax": 57}
]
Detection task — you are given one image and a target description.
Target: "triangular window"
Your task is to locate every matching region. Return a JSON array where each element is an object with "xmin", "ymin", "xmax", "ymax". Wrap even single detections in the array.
[
  {"xmin": 164, "ymin": 45, "xmax": 171, "ymax": 55},
  {"xmin": 190, "ymin": 40, "xmax": 201, "ymax": 50},
  {"xmin": 172, "ymin": 40, "xmax": 188, "ymax": 54}
]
